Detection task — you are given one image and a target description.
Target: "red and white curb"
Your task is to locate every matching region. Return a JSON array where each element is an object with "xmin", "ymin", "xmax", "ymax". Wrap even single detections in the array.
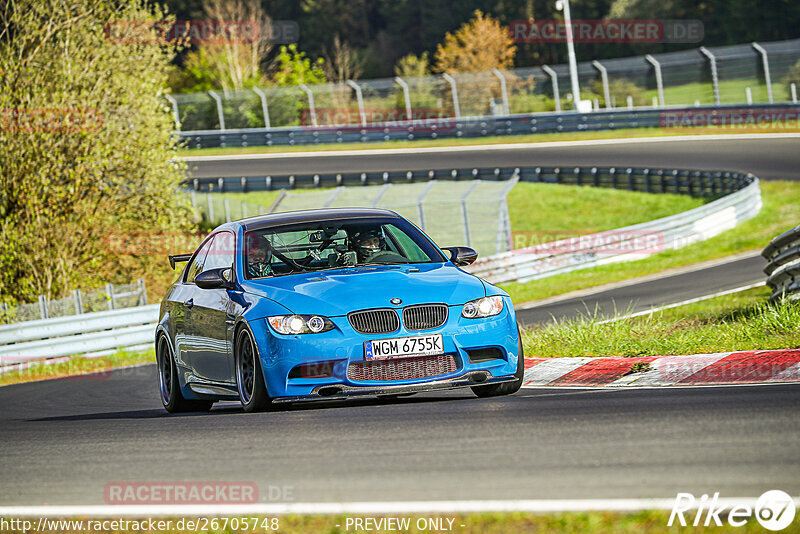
[{"xmin": 522, "ymin": 349, "xmax": 800, "ymax": 388}]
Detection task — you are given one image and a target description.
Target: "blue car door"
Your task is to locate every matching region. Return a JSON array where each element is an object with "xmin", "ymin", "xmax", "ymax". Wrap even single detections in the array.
[
  {"xmin": 174, "ymin": 237, "xmax": 213, "ymax": 374},
  {"xmin": 186, "ymin": 231, "xmax": 236, "ymax": 384}
]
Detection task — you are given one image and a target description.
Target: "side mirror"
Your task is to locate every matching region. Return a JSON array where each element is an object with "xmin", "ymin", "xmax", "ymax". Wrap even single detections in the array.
[
  {"xmin": 442, "ymin": 246, "xmax": 478, "ymax": 266},
  {"xmin": 195, "ymin": 268, "xmax": 233, "ymax": 289}
]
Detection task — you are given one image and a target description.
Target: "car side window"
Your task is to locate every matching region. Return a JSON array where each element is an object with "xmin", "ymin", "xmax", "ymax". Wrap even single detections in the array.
[
  {"xmin": 203, "ymin": 231, "xmax": 235, "ymax": 272},
  {"xmin": 185, "ymin": 237, "xmax": 213, "ymax": 283}
]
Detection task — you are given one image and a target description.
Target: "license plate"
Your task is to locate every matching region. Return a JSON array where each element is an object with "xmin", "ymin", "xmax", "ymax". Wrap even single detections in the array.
[{"xmin": 364, "ymin": 334, "xmax": 444, "ymax": 360}]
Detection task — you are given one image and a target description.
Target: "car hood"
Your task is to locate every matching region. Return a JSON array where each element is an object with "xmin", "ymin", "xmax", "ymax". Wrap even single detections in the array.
[{"xmin": 240, "ymin": 263, "xmax": 486, "ymax": 316}]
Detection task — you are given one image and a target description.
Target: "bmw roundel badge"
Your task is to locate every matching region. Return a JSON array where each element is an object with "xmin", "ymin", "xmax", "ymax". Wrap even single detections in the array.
[{"xmin": 390, "ymin": 298, "xmax": 402, "ymax": 305}]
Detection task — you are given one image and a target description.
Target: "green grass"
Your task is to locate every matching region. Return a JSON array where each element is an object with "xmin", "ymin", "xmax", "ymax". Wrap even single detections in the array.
[
  {"xmin": 503, "ymin": 181, "xmax": 800, "ymax": 304},
  {"xmin": 0, "ymin": 348, "xmax": 154, "ymax": 387},
  {"xmin": 522, "ymin": 286, "xmax": 800, "ymax": 358},
  {"xmin": 177, "ymin": 124, "xmax": 798, "ymax": 157},
  {"xmin": 645, "ymin": 77, "xmax": 793, "ymax": 107},
  {"xmin": 507, "ymin": 183, "xmax": 704, "ymax": 246}
]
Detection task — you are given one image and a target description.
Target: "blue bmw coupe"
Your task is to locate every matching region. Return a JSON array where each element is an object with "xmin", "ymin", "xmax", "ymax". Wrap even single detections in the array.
[{"xmin": 156, "ymin": 208, "xmax": 524, "ymax": 413}]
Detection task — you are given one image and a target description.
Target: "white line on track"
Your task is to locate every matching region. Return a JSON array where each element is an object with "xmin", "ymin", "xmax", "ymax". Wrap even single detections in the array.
[
  {"xmin": 514, "ymin": 250, "xmax": 762, "ymax": 311},
  {"xmin": 181, "ymin": 133, "xmax": 800, "ymax": 162},
  {"xmin": 596, "ymin": 281, "xmax": 764, "ymax": 324},
  {"xmin": 6, "ymin": 497, "xmax": 799, "ymax": 517}
]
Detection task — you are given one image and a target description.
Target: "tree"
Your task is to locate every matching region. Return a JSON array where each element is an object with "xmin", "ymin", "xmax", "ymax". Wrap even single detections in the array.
[
  {"xmin": 394, "ymin": 52, "xmax": 431, "ymax": 78},
  {"xmin": 323, "ymin": 35, "xmax": 364, "ymax": 82},
  {"xmin": 0, "ymin": 0, "xmax": 193, "ymax": 304},
  {"xmin": 271, "ymin": 44, "xmax": 327, "ymax": 86},
  {"xmin": 433, "ymin": 10, "xmax": 516, "ymax": 74},
  {"xmin": 175, "ymin": 0, "xmax": 273, "ymax": 91}
]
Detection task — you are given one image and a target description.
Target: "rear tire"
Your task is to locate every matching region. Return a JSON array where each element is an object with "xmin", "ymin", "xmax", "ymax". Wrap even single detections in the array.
[
  {"xmin": 157, "ymin": 335, "xmax": 214, "ymax": 413},
  {"xmin": 235, "ymin": 327, "xmax": 274, "ymax": 412},
  {"xmin": 471, "ymin": 324, "xmax": 525, "ymax": 398}
]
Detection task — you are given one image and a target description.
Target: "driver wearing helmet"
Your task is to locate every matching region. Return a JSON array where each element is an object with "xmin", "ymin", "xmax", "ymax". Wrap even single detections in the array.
[
  {"xmin": 351, "ymin": 228, "xmax": 385, "ymax": 262},
  {"xmin": 246, "ymin": 234, "xmax": 272, "ymax": 278},
  {"xmin": 351, "ymin": 227, "xmax": 406, "ymax": 264}
]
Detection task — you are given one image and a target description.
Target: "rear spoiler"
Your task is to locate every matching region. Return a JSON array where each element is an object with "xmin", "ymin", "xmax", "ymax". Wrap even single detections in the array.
[{"xmin": 169, "ymin": 253, "xmax": 193, "ymax": 270}]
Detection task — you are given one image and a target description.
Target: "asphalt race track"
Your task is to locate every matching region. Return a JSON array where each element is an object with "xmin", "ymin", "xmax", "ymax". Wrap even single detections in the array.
[
  {"xmin": 516, "ymin": 253, "xmax": 766, "ymax": 325},
  {"xmin": 2, "ymin": 135, "xmax": 798, "ymax": 507},
  {"xmin": 185, "ymin": 135, "xmax": 800, "ymax": 181},
  {"xmin": 1, "ymin": 369, "xmax": 798, "ymax": 505}
]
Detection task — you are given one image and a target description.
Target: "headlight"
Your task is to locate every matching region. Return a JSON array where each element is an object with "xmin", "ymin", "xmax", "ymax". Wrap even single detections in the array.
[
  {"xmin": 461, "ymin": 296, "xmax": 504, "ymax": 318},
  {"xmin": 267, "ymin": 315, "xmax": 335, "ymax": 334}
]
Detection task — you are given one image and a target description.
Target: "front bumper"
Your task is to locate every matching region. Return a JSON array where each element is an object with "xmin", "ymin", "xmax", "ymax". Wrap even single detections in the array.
[
  {"xmin": 248, "ymin": 298, "xmax": 519, "ymax": 399},
  {"xmin": 272, "ymin": 370, "xmax": 516, "ymax": 403}
]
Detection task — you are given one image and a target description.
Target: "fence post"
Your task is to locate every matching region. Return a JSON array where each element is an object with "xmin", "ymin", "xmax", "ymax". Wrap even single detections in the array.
[
  {"xmin": 416, "ymin": 180, "xmax": 437, "ymax": 230},
  {"xmin": 224, "ymin": 197, "xmax": 231, "ymax": 222},
  {"xmin": 792, "ymin": 83, "xmax": 798, "ymax": 103},
  {"xmin": 298, "ymin": 84, "xmax": 318, "ymax": 127},
  {"xmin": 699, "ymin": 47, "xmax": 720, "ymax": 105},
  {"xmin": 645, "ymin": 55, "xmax": 665, "ymax": 107},
  {"xmin": 441, "ymin": 73, "xmax": 461, "ymax": 119},
  {"xmin": 241, "ymin": 201, "xmax": 248, "ymax": 219},
  {"xmin": 38, "ymin": 295, "xmax": 48, "ymax": 319},
  {"xmin": 541, "ymin": 65, "xmax": 561, "ymax": 112},
  {"xmin": 267, "ymin": 190, "xmax": 288, "ymax": 213},
  {"xmin": 323, "ymin": 187, "xmax": 343, "ymax": 207},
  {"xmin": 745, "ymin": 87, "xmax": 753, "ymax": 105},
  {"xmin": 137, "ymin": 278, "xmax": 148, "ymax": 306},
  {"xmin": 460, "ymin": 181, "xmax": 480, "ymax": 246},
  {"xmin": 492, "ymin": 69, "xmax": 510, "ymax": 116},
  {"xmin": 751, "ymin": 42, "xmax": 773, "ymax": 104},
  {"xmin": 497, "ymin": 176, "xmax": 519, "ymax": 254},
  {"xmin": 207, "ymin": 90, "xmax": 226, "ymax": 131},
  {"xmin": 346, "ymin": 80, "xmax": 367, "ymax": 127},
  {"xmin": 394, "ymin": 77, "xmax": 413, "ymax": 121},
  {"xmin": 106, "ymin": 283, "xmax": 115, "ymax": 310},
  {"xmin": 164, "ymin": 94, "xmax": 181, "ymax": 130},
  {"xmin": 371, "ymin": 184, "xmax": 392, "ymax": 207},
  {"xmin": 73, "ymin": 289, "xmax": 83, "ymax": 315},
  {"xmin": 252, "ymin": 87, "xmax": 271, "ymax": 128},
  {"xmin": 207, "ymin": 193, "xmax": 215, "ymax": 223},
  {"xmin": 591, "ymin": 61, "xmax": 611, "ymax": 109}
]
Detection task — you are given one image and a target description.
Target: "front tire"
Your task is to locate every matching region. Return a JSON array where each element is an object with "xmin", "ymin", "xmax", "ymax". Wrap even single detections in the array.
[
  {"xmin": 235, "ymin": 327, "xmax": 274, "ymax": 412},
  {"xmin": 472, "ymin": 324, "xmax": 525, "ymax": 398},
  {"xmin": 157, "ymin": 335, "xmax": 213, "ymax": 413}
]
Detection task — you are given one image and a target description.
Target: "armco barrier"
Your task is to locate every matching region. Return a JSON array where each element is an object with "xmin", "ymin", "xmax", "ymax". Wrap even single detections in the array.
[
  {"xmin": 0, "ymin": 304, "xmax": 158, "ymax": 366},
  {"xmin": 762, "ymin": 225, "xmax": 800, "ymax": 301},
  {"xmin": 178, "ymin": 103, "xmax": 800, "ymax": 149},
  {"xmin": 189, "ymin": 164, "xmax": 755, "ymax": 194},
  {"xmin": 465, "ymin": 173, "xmax": 761, "ymax": 284}
]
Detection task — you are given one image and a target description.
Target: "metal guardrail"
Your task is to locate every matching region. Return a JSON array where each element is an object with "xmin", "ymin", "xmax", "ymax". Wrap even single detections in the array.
[
  {"xmin": 178, "ymin": 103, "xmax": 800, "ymax": 149},
  {"xmin": 0, "ymin": 305, "xmax": 158, "ymax": 366},
  {"xmin": 762, "ymin": 225, "xmax": 800, "ymax": 301},
  {"xmin": 0, "ymin": 278, "xmax": 148, "ymax": 324},
  {"xmin": 466, "ymin": 170, "xmax": 761, "ymax": 285},
  {"xmin": 189, "ymin": 163, "xmax": 756, "ymax": 194}
]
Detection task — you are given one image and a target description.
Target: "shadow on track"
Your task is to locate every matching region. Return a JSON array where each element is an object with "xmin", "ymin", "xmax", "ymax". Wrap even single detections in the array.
[{"xmin": 30, "ymin": 392, "xmax": 476, "ymax": 422}]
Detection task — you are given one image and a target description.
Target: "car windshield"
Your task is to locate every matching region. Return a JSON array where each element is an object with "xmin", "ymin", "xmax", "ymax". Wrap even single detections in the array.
[{"xmin": 243, "ymin": 217, "xmax": 446, "ymax": 279}]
